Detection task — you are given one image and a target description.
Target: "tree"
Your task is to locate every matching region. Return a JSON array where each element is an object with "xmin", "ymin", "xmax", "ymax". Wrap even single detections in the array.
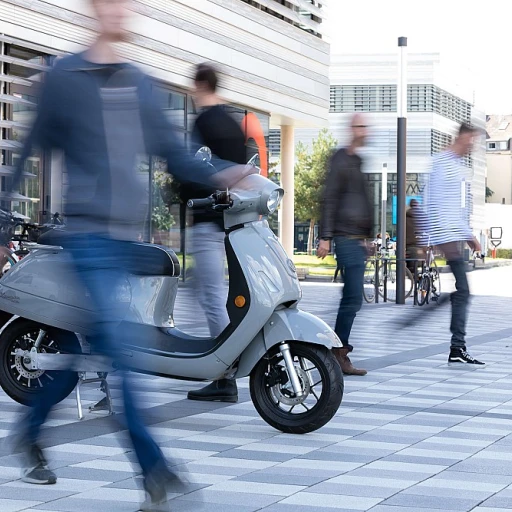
[
  {"xmin": 486, "ymin": 186, "xmax": 494, "ymax": 202},
  {"xmin": 294, "ymin": 129, "xmax": 337, "ymax": 254}
]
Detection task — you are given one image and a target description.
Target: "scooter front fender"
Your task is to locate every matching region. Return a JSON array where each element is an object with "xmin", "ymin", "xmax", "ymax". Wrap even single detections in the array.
[{"xmin": 235, "ymin": 308, "xmax": 342, "ymax": 378}]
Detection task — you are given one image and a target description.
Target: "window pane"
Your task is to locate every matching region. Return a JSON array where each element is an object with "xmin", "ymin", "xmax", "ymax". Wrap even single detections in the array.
[{"xmin": 153, "ymin": 86, "xmax": 186, "ymax": 129}]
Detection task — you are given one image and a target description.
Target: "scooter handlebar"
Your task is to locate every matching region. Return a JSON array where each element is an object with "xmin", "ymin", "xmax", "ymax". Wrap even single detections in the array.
[{"xmin": 187, "ymin": 197, "xmax": 215, "ymax": 209}]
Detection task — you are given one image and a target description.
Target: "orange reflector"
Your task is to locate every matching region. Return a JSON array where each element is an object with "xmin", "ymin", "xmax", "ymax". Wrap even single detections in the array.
[{"xmin": 234, "ymin": 296, "xmax": 246, "ymax": 308}]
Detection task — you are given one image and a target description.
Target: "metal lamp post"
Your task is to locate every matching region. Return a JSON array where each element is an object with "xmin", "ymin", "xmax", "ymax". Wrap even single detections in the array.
[
  {"xmin": 396, "ymin": 36, "xmax": 408, "ymax": 304},
  {"xmin": 381, "ymin": 163, "xmax": 388, "ymax": 250}
]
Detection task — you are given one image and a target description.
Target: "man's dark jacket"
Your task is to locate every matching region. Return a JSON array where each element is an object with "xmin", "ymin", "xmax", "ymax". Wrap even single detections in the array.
[{"xmin": 319, "ymin": 148, "xmax": 373, "ymax": 240}]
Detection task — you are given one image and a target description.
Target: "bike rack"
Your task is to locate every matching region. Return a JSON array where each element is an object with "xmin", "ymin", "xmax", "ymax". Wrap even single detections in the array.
[{"xmin": 371, "ymin": 257, "xmax": 426, "ymax": 304}]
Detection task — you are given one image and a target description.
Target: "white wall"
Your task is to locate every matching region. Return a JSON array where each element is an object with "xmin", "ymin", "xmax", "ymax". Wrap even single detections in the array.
[{"xmin": 487, "ymin": 153, "xmax": 512, "ymax": 205}]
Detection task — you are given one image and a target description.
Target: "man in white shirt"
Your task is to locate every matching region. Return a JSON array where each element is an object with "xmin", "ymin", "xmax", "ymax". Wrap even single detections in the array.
[{"xmin": 424, "ymin": 123, "xmax": 483, "ymax": 365}]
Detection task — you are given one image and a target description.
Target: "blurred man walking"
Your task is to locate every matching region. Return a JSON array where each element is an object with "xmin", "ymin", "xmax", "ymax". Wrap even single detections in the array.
[
  {"xmin": 317, "ymin": 114, "xmax": 372, "ymax": 376},
  {"xmin": 10, "ymin": 1, "xmax": 250, "ymax": 509}
]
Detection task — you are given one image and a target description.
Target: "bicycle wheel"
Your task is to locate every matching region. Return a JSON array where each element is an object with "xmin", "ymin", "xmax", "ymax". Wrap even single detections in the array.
[
  {"xmin": 405, "ymin": 267, "xmax": 414, "ymax": 299},
  {"xmin": 363, "ymin": 259, "xmax": 377, "ymax": 303},
  {"xmin": 379, "ymin": 261, "xmax": 414, "ymax": 302},
  {"xmin": 416, "ymin": 274, "xmax": 430, "ymax": 306}
]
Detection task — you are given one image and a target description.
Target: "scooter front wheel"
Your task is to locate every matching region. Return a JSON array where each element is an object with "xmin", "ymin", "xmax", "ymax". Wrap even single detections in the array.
[{"xmin": 250, "ymin": 343, "xmax": 343, "ymax": 434}]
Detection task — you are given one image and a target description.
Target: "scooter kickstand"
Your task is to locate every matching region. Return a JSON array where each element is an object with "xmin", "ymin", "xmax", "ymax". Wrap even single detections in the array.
[
  {"xmin": 76, "ymin": 372, "xmax": 85, "ymax": 420},
  {"xmin": 74, "ymin": 372, "xmax": 114, "ymax": 420},
  {"xmin": 89, "ymin": 373, "xmax": 114, "ymax": 416}
]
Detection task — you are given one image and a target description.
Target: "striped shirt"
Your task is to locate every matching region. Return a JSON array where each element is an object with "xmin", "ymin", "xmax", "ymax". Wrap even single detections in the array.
[{"xmin": 422, "ymin": 149, "xmax": 473, "ymax": 246}]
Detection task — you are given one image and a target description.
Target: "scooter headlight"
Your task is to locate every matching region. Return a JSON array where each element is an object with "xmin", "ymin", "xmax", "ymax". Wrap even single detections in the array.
[{"xmin": 266, "ymin": 189, "xmax": 283, "ymax": 214}]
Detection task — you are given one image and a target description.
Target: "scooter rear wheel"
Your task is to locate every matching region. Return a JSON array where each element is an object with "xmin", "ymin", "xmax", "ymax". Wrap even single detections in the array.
[
  {"xmin": 250, "ymin": 343, "xmax": 343, "ymax": 434},
  {"xmin": 0, "ymin": 319, "xmax": 81, "ymax": 406}
]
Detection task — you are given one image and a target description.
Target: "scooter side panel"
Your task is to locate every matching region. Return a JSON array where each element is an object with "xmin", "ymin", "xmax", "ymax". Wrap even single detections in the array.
[
  {"xmin": 0, "ymin": 249, "xmax": 178, "ymax": 332},
  {"xmin": 119, "ymin": 349, "xmax": 229, "ymax": 381},
  {"xmin": 214, "ymin": 221, "xmax": 302, "ymax": 366},
  {"xmin": 128, "ymin": 276, "xmax": 177, "ymax": 327},
  {"xmin": 233, "ymin": 330, "xmax": 267, "ymax": 378}
]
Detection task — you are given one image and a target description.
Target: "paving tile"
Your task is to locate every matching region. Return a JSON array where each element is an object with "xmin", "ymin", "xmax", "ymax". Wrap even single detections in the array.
[
  {"xmin": 279, "ymin": 491, "xmax": 383, "ymax": 510},
  {"xmin": 33, "ymin": 498, "xmax": 138, "ymax": 511},
  {"xmin": 165, "ymin": 500, "xmax": 260, "ymax": 512},
  {"xmin": 0, "ymin": 484, "xmax": 73, "ymax": 501},
  {"xmin": 451, "ymin": 458, "xmax": 512, "ymax": 476},
  {"xmin": 304, "ymin": 482, "xmax": 399, "ymax": 499},
  {"xmin": 369, "ymin": 507, "xmax": 461, "ymax": 512},
  {"xmin": 0, "ymin": 500, "xmax": 44, "ymax": 512},
  {"xmin": 50, "ymin": 466, "xmax": 136, "ymax": 482},
  {"xmin": 263, "ymin": 505, "xmax": 363, "ymax": 512},
  {"xmin": 481, "ymin": 489, "xmax": 512, "ymax": 509},
  {"xmin": 471, "ymin": 508, "xmax": 512, "ymax": 512},
  {"xmin": 235, "ymin": 471, "xmax": 326, "ymax": 486},
  {"xmin": 382, "ymin": 492, "xmax": 485, "ymax": 510},
  {"xmin": 205, "ymin": 480, "xmax": 306, "ymax": 497},
  {"xmin": 179, "ymin": 489, "xmax": 280, "ymax": 507}
]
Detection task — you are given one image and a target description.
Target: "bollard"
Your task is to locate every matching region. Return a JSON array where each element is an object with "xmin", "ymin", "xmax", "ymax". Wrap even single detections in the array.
[
  {"xmin": 413, "ymin": 259, "xmax": 419, "ymax": 306},
  {"xmin": 383, "ymin": 258, "xmax": 388, "ymax": 303},
  {"xmin": 375, "ymin": 258, "xmax": 380, "ymax": 304}
]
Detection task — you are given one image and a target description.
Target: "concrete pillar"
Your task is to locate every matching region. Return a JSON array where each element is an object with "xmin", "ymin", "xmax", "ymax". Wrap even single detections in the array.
[{"xmin": 279, "ymin": 125, "xmax": 295, "ymax": 256}]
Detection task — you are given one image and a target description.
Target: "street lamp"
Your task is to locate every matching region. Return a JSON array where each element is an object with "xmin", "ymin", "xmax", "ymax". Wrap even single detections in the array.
[{"xmin": 396, "ymin": 36, "xmax": 408, "ymax": 304}]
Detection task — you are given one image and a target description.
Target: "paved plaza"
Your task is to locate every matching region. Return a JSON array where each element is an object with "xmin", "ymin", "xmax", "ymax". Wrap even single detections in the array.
[{"xmin": 1, "ymin": 267, "xmax": 512, "ymax": 511}]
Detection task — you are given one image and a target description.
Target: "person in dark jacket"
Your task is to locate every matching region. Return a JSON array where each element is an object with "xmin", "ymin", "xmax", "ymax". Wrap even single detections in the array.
[
  {"xmin": 7, "ymin": 1, "xmax": 251, "ymax": 509},
  {"xmin": 183, "ymin": 63, "xmax": 247, "ymax": 404},
  {"xmin": 317, "ymin": 114, "xmax": 372, "ymax": 376},
  {"xmin": 406, "ymin": 199, "xmax": 424, "ymax": 273}
]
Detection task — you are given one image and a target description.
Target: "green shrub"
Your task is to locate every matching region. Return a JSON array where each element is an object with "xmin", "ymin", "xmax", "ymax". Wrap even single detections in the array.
[{"xmin": 495, "ymin": 248, "xmax": 512, "ymax": 259}]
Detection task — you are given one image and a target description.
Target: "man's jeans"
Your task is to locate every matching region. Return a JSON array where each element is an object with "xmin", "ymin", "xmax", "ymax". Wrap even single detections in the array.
[
  {"xmin": 439, "ymin": 242, "xmax": 470, "ymax": 349},
  {"xmin": 22, "ymin": 234, "xmax": 165, "ymax": 476},
  {"xmin": 189, "ymin": 222, "xmax": 229, "ymax": 337},
  {"xmin": 333, "ymin": 236, "xmax": 366, "ymax": 350}
]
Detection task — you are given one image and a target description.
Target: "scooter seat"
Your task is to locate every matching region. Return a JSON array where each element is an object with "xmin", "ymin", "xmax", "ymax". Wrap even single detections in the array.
[
  {"xmin": 34, "ymin": 234, "xmax": 180, "ymax": 278},
  {"xmin": 130, "ymin": 243, "xmax": 180, "ymax": 277}
]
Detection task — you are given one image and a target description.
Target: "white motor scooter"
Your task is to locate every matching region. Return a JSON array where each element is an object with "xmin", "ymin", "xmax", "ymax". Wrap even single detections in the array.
[{"xmin": 0, "ymin": 156, "xmax": 343, "ymax": 434}]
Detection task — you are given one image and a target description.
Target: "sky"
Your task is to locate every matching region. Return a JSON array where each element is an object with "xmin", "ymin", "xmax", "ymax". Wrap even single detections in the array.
[{"xmin": 325, "ymin": 1, "xmax": 512, "ymax": 114}]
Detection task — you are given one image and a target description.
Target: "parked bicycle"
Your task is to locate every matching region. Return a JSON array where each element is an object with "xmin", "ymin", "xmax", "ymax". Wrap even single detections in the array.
[
  {"xmin": 0, "ymin": 210, "xmax": 65, "ymax": 275},
  {"xmin": 0, "ymin": 210, "xmax": 19, "ymax": 277},
  {"xmin": 363, "ymin": 247, "xmax": 414, "ymax": 303},
  {"xmin": 416, "ymin": 238, "xmax": 441, "ymax": 306}
]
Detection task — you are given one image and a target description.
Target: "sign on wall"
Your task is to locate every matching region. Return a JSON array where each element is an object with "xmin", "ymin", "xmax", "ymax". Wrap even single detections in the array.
[{"xmin": 392, "ymin": 195, "xmax": 422, "ymax": 225}]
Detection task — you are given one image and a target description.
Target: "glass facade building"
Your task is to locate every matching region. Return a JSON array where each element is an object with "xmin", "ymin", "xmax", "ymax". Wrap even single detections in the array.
[{"xmin": 0, "ymin": 38, "xmax": 270, "ymax": 257}]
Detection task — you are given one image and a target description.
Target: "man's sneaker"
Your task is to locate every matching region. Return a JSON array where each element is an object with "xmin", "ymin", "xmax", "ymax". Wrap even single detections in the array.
[
  {"xmin": 21, "ymin": 445, "xmax": 57, "ymax": 485},
  {"xmin": 448, "ymin": 348, "xmax": 485, "ymax": 365}
]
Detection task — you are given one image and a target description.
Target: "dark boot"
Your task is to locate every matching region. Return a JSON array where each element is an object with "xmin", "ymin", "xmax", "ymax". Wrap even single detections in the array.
[
  {"xmin": 187, "ymin": 379, "xmax": 238, "ymax": 403},
  {"xmin": 332, "ymin": 347, "xmax": 367, "ymax": 376}
]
